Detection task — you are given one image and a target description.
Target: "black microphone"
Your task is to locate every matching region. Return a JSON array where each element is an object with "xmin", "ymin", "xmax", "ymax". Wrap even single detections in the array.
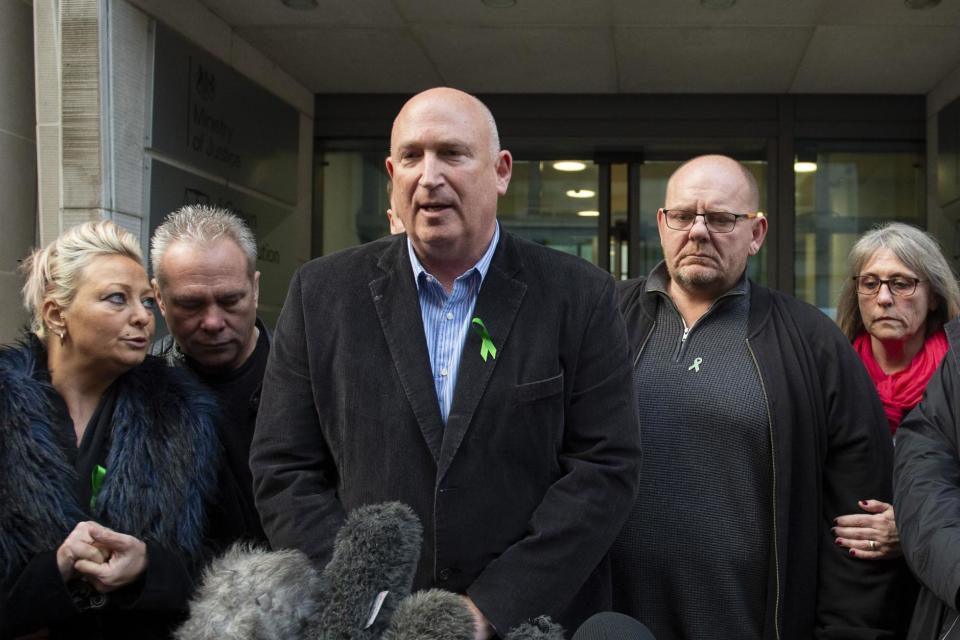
[{"xmin": 572, "ymin": 612, "xmax": 656, "ymax": 640}]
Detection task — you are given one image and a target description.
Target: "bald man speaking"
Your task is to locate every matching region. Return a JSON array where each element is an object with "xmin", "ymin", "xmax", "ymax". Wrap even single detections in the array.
[{"xmin": 250, "ymin": 88, "xmax": 640, "ymax": 637}]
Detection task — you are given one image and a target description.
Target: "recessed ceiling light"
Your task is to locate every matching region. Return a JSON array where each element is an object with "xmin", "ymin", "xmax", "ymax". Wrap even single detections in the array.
[
  {"xmin": 701, "ymin": 0, "xmax": 736, "ymax": 7},
  {"xmin": 282, "ymin": 0, "xmax": 318, "ymax": 9},
  {"xmin": 553, "ymin": 161, "xmax": 587, "ymax": 172},
  {"xmin": 904, "ymin": 0, "xmax": 940, "ymax": 8},
  {"xmin": 566, "ymin": 189, "xmax": 595, "ymax": 199},
  {"xmin": 482, "ymin": 0, "xmax": 517, "ymax": 7},
  {"xmin": 577, "ymin": 210, "xmax": 600, "ymax": 217},
  {"xmin": 794, "ymin": 161, "xmax": 817, "ymax": 173}
]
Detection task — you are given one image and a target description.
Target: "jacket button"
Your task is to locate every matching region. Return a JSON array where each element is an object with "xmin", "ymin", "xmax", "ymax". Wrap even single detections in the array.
[
  {"xmin": 438, "ymin": 568, "xmax": 451, "ymax": 581},
  {"xmin": 88, "ymin": 593, "xmax": 107, "ymax": 609}
]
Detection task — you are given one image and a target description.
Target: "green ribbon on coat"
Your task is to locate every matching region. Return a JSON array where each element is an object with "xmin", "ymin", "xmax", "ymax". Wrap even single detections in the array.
[
  {"xmin": 471, "ymin": 317, "xmax": 497, "ymax": 362},
  {"xmin": 90, "ymin": 465, "xmax": 106, "ymax": 510}
]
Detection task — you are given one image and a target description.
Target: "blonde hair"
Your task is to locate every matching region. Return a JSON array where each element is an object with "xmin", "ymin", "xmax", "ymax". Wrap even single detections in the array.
[
  {"xmin": 837, "ymin": 222, "xmax": 960, "ymax": 340},
  {"xmin": 20, "ymin": 220, "xmax": 144, "ymax": 339}
]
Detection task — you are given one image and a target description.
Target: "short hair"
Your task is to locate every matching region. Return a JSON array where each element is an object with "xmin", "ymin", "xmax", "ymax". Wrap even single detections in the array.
[
  {"xmin": 20, "ymin": 220, "xmax": 144, "ymax": 339},
  {"xmin": 478, "ymin": 97, "xmax": 501, "ymax": 158},
  {"xmin": 151, "ymin": 205, "xmax": 257, "ymax": 287},
  {"xmin": 836, "ymin": 222, "xmax": 960, "ymax": 340}
]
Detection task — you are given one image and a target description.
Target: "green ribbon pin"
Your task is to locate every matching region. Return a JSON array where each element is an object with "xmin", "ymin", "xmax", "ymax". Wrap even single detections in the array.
[
  {"xmin": 90, "ymin": 465, "xmax": 106, "ymax": 510},
  {"xmin": 471, "ymin": 317, "xmax": 497, "ymax": 362}
]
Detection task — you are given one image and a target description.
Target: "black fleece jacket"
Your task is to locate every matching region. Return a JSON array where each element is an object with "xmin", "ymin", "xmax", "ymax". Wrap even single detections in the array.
[{"xmin": 617, "ymin": 277, "xmax": 905, "ymax": 640}]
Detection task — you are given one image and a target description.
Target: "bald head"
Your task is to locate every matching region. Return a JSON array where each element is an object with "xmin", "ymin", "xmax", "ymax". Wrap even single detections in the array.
[
  {"xmin": 666, "ymin": 155, "xmax": 760, "ymax": 214},
  {"xmin": 390, "ymin": 88, "xmax": 500, "ymax": 160}
]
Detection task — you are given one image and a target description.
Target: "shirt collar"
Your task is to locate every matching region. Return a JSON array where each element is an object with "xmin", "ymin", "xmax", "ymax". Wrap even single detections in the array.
[{"xmin": 408, "ymin": 222, "xmax": 500, "ymax": 290}]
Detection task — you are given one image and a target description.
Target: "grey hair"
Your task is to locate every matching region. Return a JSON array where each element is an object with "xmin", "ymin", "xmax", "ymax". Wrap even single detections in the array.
[
  {"xmin": 20, "ymin": 220, "xmax": 144, "ymax": 340},
  {"xmin": 151, "ymin": 205, "xmax": 257, "ymax": 286},
  {"xmin": 837, "ymin": 222, "xmax": 960, "ymax": 340}
]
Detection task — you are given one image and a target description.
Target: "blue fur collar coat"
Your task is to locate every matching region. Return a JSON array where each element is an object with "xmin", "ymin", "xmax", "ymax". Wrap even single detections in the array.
[{"xmin": 0, "ymin": 336, "xmax": 219, "ymax": 636}]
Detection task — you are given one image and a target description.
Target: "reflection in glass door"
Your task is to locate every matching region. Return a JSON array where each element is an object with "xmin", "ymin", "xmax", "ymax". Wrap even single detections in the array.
[
  {"xmin": 794, "ymin": 147, "xmax": 925, "ymax": 316},
  {"xmin": 498, "ymin": 160, "xmax": 600, "ymax": 264}
]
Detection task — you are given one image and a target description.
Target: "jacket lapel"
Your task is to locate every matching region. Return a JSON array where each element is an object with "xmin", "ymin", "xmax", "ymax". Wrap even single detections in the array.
[
  {"xmin": 370, "ymin": 240, "xmax": 445, "ymax": 463},
  {"xmin": 438, "ymin": 234, "xmax": 526, "ymax": 481}
]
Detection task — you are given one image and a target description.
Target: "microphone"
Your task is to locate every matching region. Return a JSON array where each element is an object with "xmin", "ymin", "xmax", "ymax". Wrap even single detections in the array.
[
  {"xmin": 507, "ymin": 615, "xmax": 567, "ymax": 640},
  {"xmin": 384, "ymin": 592, "xmax": 567, "ymax": 640},
  {"xmin": 382, "ymin": 589, "xmax": 476, "ymax": 640},
  {"xmin": 178, "ymin": 501, "xmax": 566, "ymax": 640},
  {"xmin": 176, "ymin": 502, "xmax": 421, "ymax": 640},
  {"xmin": 174, "ymin": 544, "xmax": 322, "ymax": 640},
  {"xmin": 317, "ymin": 501, "xmax": 423, "ymax": 638},
  {"xmin": 571, "ymin": 612, "xmax": 656, "ymax": 640}
]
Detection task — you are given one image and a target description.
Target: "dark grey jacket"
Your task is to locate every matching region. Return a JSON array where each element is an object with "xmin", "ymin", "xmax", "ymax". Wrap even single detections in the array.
[
  {"xmin": 250, "ymin": 231, "xmax": 642, "ymax": 634},
  {"xmin": 896, "ymin": 319, "xmax": 960, "ymax": 640},
  {"xmin": 618, "ymin": 277, "xmax": 904, "ymax": 640}
]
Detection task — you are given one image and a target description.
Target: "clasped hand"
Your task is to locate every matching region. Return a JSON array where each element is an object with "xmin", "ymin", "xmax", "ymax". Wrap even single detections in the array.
[
  {"xmin": 833, "ymin": 499, "xmax": 900, "ymax": 559},
  {"xmin": 55, "ymin": 521, "xmax": 148, "ymax": 592}
]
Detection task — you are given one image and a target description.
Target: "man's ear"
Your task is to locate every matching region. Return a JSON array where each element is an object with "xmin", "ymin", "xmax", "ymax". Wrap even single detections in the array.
[
  {"xmin": 495, "ymin": 150, "xmax": 512, "ymax": 196},
  {"xmin": 151, "ymin": 278, "xmax": 168, "ymax": 317},
  {"xmin": 252, "ymin": 271, "xmax": 261, "ymax": 307},
  {"xmin": 748, "ymin": 215, "xmax": 769, "ymax": 256}
]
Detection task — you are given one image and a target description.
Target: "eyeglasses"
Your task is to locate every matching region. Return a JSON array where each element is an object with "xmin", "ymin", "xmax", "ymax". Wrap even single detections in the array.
[
  {"xmin": 662, "ymin": 209, "xmax": 763, "ymax": 234},
  {"xmin": 854, "ymin": 275, "xmax": 925, "ymax": 297}
]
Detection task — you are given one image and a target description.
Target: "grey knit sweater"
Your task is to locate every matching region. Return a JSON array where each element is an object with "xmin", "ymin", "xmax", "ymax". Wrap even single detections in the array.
[{"xmin": 612, "ymin": 266, "xmax": 773, "ymax": 640}]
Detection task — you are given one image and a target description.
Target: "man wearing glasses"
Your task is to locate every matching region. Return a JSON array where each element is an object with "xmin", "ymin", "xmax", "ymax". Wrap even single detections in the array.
[{"xmin": 611, "ymin": 155, "xmax": 903, "ymax": 639}]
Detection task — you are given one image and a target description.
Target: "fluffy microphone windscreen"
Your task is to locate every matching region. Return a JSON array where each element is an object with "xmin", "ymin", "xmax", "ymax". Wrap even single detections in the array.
[
  {"xmin": 317, "ymin": 502, "xmax": 423, "ymax": 639},
  {"xmin": 175, "ymin": 544, "xmax": 322, "ymax": 640},
  {"xmin": 506, "ymin": 615, "xmax": 567, "ymax": 640},
  {"xmin": 382, "ymin": 589, "xmax": 476, "ymax": 640},
  {"xmin": 571, "ymin": 612, "xmax": 656, "ymax": 640}
]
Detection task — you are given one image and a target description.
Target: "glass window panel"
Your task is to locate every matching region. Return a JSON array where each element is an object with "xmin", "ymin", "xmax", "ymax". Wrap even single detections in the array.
[
  {"xmin": 498, "ymin": 160, "xmax": 599, "ymax": 264},
  {"xmin": 321, "ymin": 151, "xmax": 390, "ymax": 255},
  {"xmin": 794, "ymin": 149, "xmax": 925, "ymax": 316}
]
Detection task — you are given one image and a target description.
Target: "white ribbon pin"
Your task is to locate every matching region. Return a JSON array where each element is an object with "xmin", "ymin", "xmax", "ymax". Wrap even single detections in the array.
[{"xmin": 688, "ymin": 357, "xmax": 703, "ymax": 372}]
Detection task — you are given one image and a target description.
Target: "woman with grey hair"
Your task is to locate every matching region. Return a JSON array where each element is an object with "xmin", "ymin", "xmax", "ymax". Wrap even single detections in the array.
[
  {"xmin": 833, "ymin": 222, "xmax": 960, "ymax": 562},
  {"xmin": 0, "ymin": 221, "xmax": 219, "ymax": 638}
]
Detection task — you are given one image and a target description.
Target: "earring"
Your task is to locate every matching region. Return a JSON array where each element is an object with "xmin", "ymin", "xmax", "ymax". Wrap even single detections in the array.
[{"xmin": 54, "ymin": 328, "xmax": 65, "ymax": 345}]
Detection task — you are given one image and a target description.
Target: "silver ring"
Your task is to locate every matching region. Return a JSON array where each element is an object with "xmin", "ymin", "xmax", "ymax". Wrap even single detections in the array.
[{"xmin": 869, "ymin": 540, "xmax": 877, "ymax": 551}]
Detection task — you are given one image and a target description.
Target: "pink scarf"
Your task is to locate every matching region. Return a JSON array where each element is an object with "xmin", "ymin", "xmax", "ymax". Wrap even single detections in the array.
[{"xmin": 854, "ymin": 328, "xmax": 949, "ymax": 435}]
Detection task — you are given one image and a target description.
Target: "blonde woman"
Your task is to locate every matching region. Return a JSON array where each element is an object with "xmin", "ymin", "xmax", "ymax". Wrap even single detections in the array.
[{"xmin": 0, "ymin": 221, "xmax": 219, "ymax": 639}]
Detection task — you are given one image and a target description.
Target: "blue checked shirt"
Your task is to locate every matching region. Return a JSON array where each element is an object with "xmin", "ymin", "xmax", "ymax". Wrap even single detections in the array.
[{"xmin": 408, "ymin": 224, "xmax": 500, "ymax": 424}]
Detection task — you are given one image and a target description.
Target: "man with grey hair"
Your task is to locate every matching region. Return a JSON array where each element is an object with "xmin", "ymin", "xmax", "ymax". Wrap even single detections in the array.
[
  {"xmin": 151, "ymin": 204, "xmax": 269, "ymax": 544},
  {"xmin": 612, "ymin": 154, "xmax": 904, "ymax": 638},
  {"xmin": 251, "ymin": 87, "xmax": 640, "ymax": 637}
]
